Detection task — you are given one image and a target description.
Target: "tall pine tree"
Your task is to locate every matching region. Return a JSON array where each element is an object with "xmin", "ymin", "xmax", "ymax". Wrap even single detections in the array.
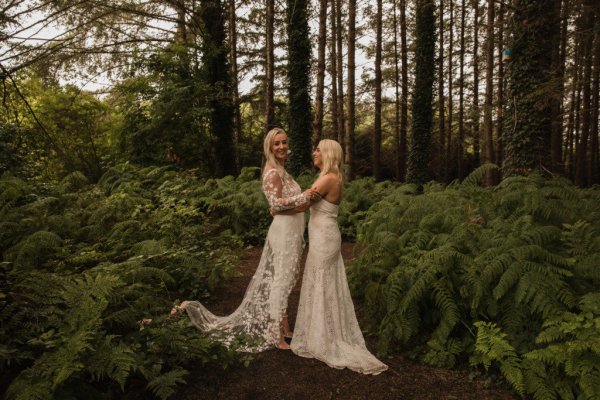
[
  {"xmin": 200, "ymin": 0, "xmax": 236, "ymax": 176},
  {"xmin": 286, "ymin": 0, "xmax": 313, "ymax": 174},
  {"xmin": 406, "ymin": 0, "xmax": 436, "ymax": 184},
  {"xmin": 505, "ymin": 0, "xmax": 560, "ymax": 176}
]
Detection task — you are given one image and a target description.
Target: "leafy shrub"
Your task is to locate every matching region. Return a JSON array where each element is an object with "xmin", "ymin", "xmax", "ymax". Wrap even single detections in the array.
[
  {"xmin": 0, "ymin": 164, "xmax": 249, "ymax": 399},
  {"xmin": 349, "ymin": 166, "xmax": 600, "ymax": 398}
]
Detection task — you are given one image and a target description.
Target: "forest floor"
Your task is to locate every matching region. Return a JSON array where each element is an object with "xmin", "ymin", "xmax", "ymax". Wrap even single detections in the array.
[{"xmin": 175, "ymin": 244, "xmax": 517, "ymax": 400}]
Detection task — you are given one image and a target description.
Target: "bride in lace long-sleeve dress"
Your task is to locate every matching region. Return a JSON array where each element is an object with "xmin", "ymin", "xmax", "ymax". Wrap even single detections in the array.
[
  {"xmin": 177, "ymin": 128, "xmax": 318, "ymax": 351},
  {"xmin": 288, "ymin": 139, "xmax": 388, "ymax": 374}
]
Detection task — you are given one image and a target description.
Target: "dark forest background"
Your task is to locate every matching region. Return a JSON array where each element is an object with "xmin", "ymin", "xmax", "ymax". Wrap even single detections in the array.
[{"xmin": 2, "ymin": 0, "xmax": 599, "ymax": 186}]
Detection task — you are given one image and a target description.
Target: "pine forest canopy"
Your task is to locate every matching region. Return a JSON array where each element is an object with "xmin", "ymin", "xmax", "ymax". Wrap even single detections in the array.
[{"xmin": 0, "ymin": 0, "xmax": 599, "ymax": 184}]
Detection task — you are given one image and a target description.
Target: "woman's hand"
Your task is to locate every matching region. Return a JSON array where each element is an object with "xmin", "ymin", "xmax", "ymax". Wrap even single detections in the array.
[{"xmin": 304, "ymin": 188, "xmax": 322, "ymax": 202}]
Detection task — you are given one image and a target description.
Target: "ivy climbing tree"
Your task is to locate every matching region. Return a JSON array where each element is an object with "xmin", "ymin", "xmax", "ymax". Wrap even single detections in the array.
[
  {"xmin": 504, "ymin": 0, "xmax": 560, "ymax": 176},
  {"xmin": 286, "ymin": 0, "xmax": 313, "ymax": 175},
  {"xmin": 406, "ymin": 0, "xmax": 436, "ymax": 185},
  {"xmin": 200, "ymin": 0, "xmax": 237, "ymax": 177}
]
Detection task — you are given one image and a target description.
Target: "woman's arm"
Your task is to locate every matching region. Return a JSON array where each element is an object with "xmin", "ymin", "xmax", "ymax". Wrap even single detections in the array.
[{"xmin": 263, "ymin": 169, "xmax": 319, "ymax": 212}]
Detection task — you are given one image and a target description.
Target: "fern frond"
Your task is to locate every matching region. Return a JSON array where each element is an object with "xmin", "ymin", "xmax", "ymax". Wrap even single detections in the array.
[{"xmin": 146, "ymin": 368, "xmax": 188, "ymax": 400}]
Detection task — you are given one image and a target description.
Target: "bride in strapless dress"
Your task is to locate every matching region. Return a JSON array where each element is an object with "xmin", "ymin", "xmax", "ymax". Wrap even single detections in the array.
[{"xmin": 279, "ymin": 139, "xmax": 388, "ymax": 375}]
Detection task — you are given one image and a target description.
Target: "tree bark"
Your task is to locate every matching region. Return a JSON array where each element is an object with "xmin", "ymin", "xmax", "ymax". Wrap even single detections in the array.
[
  {"xmin": 286, "ymin": 0, "xmax": 313, "ymax": 174},
  {"xmin": 400, "ymin": 0, "xmax": 409, "ymax": 181},
  {"xmin": 406, "ymin": 0, "xmax": 436, "ymax": 185},
  {"xmin": 330, "ymin": 0, "xmax": 339, "ymax": 141},
  {"xmin": 472, "ymin": 0, "xmax": 481, "ymax": 166},
  {"xmin": 482, "ymin": 0, "xmax": 495, "ymax": 186},
  {"xmin": 575, "ymin": 0, "xmax": 594, "ymax": 186},
  {"xmin": 495, "ymin": 0, "xmax": 504, "ymax": 169},
  {"xmin": 438, "ymin": 0, "xmax": 446, "ymax": 182},
  {"xmin": 265, "ymin": 0, "xmax": 275, "ymax": 131},
  {"xmin": 312, "ymin": 0, "xmax": 328, "ymax": 146},
  {"xmin": 590, "ymin": 19, "xmax": 600, "ymax": 185},
  {"xmin": 394, "ymin": 0, "xmax": 403, "ymax": 181},
  {"xmin": 228, "ymin": 0, "xmax": 241, "ymax": 173},
  {"xmin": 335, "ymin": 0, "xmax": 346, "ymax": 150},
  {"xmin": 373, "ymin": 0, "xmax": 383, "ymax": 180},
  {"xmin": 550, "ymin": 0, "xmax": 567, "ymax": 174},
  {"xmin": 457, "ymin": 0, "xmax": 465, "ymax": 179},
  {"xmin": 446, "ymin": 0, "xmax": 454, "ymax": 182},
  {"xmin": 505, "ymin": 0, "xmax": 557, "ymax": 176},
  {"xmin": 345, "ymin": 0, "xmax": 356, "ymax": 180},
  {"xmin": 200, "ymin": 0, "xmax": 235, "ymax": 176}
]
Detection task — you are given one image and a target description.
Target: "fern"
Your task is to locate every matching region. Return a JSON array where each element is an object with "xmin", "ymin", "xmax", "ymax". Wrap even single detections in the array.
[
  {"xmin": 349, "ymin": 173, "xmax": 600, "ymax": 398},
  {"xmin": 471, "ymin": 321, "xmax": 525, "ymax": 396},
  {"xmin": 1, "ymin": 164, "xmax": 251, "ymax": 398},
  {"xmin": 146, "ymin": 368, "xmax": 189, "ymax": 400}
]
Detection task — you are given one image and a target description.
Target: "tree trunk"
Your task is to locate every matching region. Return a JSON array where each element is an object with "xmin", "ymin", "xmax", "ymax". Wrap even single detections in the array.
[
  {"xmin": 335, "ymin": 0, "xmax": 346, "ymax": 150},
  {"xmin": 550, "ymin": 0, "xmax": 567, "ymax": 174},
  {"xmin": 590, "ymin": 20, "xmax": 600, "ymax": 185},
  {"xmin": 575, "ymin": 0, "xmax": 594, "ymax": 186},
  {"xmin": 312, "ymin": 0, "xmax": 328, "ymax": 146},
  {"xmin": 482, "ymin": 0, "xmax": 495, "ymax": 186},
  {"xmin": 400, "ymin": 0, "xmax": 409, "ymax": 181},
  {"xmin": 565, "ymin": 57, "xmax": 578, "ymax": 178},
  {"xmin": 228, "ymin": 0, "xmax": 241, "ymax": 173},
  {"xmin": 330, "ymin": 0, "xmax": 339, "ymax": 141},
  {"xmin": 406, "ymin": 0, "xmax": 436, "ymax": 185},
  {"xmin": 286, "ymin": 0, "xmax": 313, "ymax": 174},
  {"xmin": 345, "ymin": 0, "xmax": 356, "ymax": 180},
  {"xmin": 438, "ymin": 0, "xmax": 446, "ymax": 182},
  {"xmin": 495, "ymin": 0, "xmax": 504, "ymax": 169},
  {"xmin": 265, "ymin": 0, "xmax": 275, "ymax": 131},
  {"xmin": 446, "ymin": 0, "xmax": 454, "ymax": 182},
  {"xmin": 472, "ymin": 0, "xmax": 481, "ymax": 166},
  {"xmin": 200, "ymin": 0, "xmax": 235, "ymax": 176},
  {"xmin": 373, "ymin": 0, "xmax": 383, "ymax": 180},
  {"xmin": 457, "ymin": 0, "xmax": 465, "ymax": 179},
  {"xmin": 505, "ymin": 0, "xmax": 558, "ymax": 176},
  {"xmin": 394, "ymin": 0, "xmax": 403, "ymax": 181}
]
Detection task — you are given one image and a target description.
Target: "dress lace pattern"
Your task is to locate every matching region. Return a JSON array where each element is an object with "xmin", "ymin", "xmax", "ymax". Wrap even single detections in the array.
[
  {"xmin": 290, "ymin": 200, "xmax": 388, "ymax": 374},
  {"xmin": 183, "ymin": 168, "xmax": 308, "ymax": 351}
]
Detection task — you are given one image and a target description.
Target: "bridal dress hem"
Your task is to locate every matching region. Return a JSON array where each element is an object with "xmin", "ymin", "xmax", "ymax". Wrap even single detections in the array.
[
  {"xmin": 183, "ymin": 168, "xmax": 307, "ymax": 352},
  {"xmin": 290, "ymin": 199, "xmax": 388, "ymax": 375}
]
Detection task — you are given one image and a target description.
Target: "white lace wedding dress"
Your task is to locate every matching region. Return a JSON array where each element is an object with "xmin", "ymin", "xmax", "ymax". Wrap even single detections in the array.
[
  {"xmin": 182, "ymin": 168, "xmax": 308, "ymax": 351},
  {"xmin": 291, "ymin": 199, "xmax": 388, "ymax": 374}
]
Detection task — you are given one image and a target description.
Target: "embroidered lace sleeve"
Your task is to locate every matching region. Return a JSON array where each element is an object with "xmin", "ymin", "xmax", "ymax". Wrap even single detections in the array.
[{"xmin": 262, "ymin": 169, "xmax": 309, "ymax": 212}]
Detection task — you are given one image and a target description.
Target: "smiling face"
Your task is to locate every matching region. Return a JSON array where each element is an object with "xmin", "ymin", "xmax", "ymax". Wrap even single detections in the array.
[
  {"xmin": 312, "ymin": 146, "xmax": 323, "ymax": 170},
  {"xmin": 271, "ymin": 132, "xmax": 288, "ymax": 163}
]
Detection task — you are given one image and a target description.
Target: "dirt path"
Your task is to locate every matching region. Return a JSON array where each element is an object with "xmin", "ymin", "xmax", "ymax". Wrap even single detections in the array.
[{"xmin": 177, "ymin": 244, "xmax": 516, "ymax": 400}]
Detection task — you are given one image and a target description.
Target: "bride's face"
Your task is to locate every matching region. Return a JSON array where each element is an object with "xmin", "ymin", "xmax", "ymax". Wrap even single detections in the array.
[
  {"xmin": 271, "ymin": 133, "xmax": 288, "ymax": 163},
  {"xmin": 312, "ymin": 146, "xmax": 323, "ymax": 170}
]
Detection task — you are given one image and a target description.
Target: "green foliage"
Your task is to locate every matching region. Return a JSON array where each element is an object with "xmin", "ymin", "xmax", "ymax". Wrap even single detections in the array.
[
  {"xmin": 1, "ymin": 72, "xmax": 120, "ymax": 182},
  {"xmin": 0, "ymin": 164, "xmax": 250, "ymax": 399},
  {"xmin": 405, "ymin": 0, "xmax": 436, "ymax": 184},
  {"xmin": 338, "ymin": 178, "xmax": 403, "ymax": 239},
  {"xmin": 505, "ymin": 0, "xmax": 558, "ymax": 175},
  {"xmin": 349, "ymin": 171, "xmax": 600, "ymax": 398},
  {"xmin": 286, "ymin": 0, "xmax": 313, "ymax": 175}
]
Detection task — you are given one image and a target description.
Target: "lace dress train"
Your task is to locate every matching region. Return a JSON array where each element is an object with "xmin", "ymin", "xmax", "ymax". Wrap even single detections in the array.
[
  {"xmin": 291, "ymin": 200, "xmax": 388, "ymax": 374},
  {"xmin": 183, "ymin": 169, "xmax": 308, "ymax": 351}
]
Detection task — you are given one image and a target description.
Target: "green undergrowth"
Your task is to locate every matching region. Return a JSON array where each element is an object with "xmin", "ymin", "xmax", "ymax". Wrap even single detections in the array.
[
  {"xmin": 0, "ymin": 164, "xmax": 253, "ymax": 400},
  {"xmin": 348, "ymin": 165, "xmax": 600, "ymax": 399}
]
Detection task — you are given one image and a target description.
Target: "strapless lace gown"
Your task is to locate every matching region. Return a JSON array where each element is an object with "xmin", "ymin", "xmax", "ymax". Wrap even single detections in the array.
[
  {"xmin": 183, "ymin": 168, "xmax": 308, "ymax": 351},
  {"xmin": 291, "ymin": 199, "xmax": 388, "ymax": 374}
]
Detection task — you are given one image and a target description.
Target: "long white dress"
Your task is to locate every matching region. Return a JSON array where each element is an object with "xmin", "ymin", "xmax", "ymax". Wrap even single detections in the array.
[
  {"xmin": 183, "ymin": 168, "xmax": 308, "ymax": 351},
  {"xmin": 291, "ymin": 199, "xmax": 388, "ymax": 374}
]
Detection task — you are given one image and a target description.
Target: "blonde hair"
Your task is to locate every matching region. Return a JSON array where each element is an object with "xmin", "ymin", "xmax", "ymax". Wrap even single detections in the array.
[
  {"xmin": 318, "ymin": 139, "xmax": 343, "ymax": 183},
  {"xmin": 262, "ymin": 127, "xmax": 286, "ymax": 176}
]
